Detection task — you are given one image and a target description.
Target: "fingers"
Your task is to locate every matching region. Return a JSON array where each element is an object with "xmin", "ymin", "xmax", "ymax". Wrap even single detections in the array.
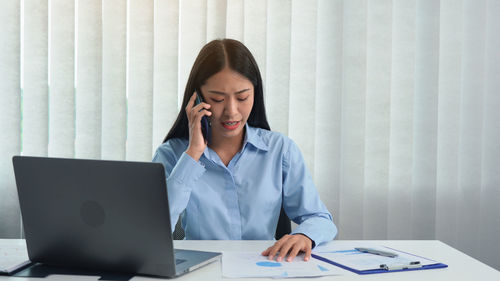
[
  {"xmin": 261, "ymin": 234, "xmax": 313, "ymax": 263},
  {"xmin": 261, "ymin": 246, "xmax": 272, "ymax": 256},
  {"xmin": 191, "ymin": 105, "xmax": 212, "ymax": 124},
  {"xmin": 286, "ymin": 245, "xmax": 301, "ymax": 262},
  {"xmin": 266, "ymin": 235, "xmax": 288, "ymax": 261},
  {"xmin": 185, "ymin": 92, "xmax": 197, "ymax": 113},
  {"xmin": 304, "ymin": 246, "xmax": 312, "ymax": 261},
  {"xmin": 186, "ymin": 92, "xmax": 211, "ymax": 121},
  {"xmin": 277, "ymin": 244, "xmax": 293, "ymax": 262},
  {"xmin": 185, "ymin": 92, "xmax": 211, "ymax": 135},
  {"xmin": 184, "ymin": 92, "xmax": 211, "ymax": 160},
  {"xmin": 263, "ymin": 235, "xmax": 293, "ymax": 262}
]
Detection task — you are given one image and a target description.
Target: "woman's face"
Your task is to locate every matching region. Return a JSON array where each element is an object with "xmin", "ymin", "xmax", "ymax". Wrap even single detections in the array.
[{"xmin": 200, "ymin": 67, "xmax": 254, "ymax": 142}]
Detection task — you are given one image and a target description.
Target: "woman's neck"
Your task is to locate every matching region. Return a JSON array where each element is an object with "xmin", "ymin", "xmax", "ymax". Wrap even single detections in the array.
[{"xmin": 208, "ymin": 128, "xmax": 245, "ymax": 166}]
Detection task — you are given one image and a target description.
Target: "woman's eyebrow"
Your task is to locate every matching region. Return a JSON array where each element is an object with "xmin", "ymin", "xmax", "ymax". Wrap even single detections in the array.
[
  {"xmin": 207, "ymin": 89, "xmax": 250, "ymax": 95},
  {"xmin": 207, "ymin": 90, "xmax": 226, "ymax": 95},
  {"xmin": 235, "ymin": 89, "xmax": 250, "ymax": 95}
]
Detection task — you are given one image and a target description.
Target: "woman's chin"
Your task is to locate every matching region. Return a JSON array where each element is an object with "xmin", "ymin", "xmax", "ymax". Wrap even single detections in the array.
[{"xmin": 215, "ymin": 124, "xmax": 245, "ymax": 139}]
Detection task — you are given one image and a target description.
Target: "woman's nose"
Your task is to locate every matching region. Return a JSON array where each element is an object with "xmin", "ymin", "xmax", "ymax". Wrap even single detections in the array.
[{"xmin": 224, "ymin": 97, "xmax": 238, "ymax": 115}]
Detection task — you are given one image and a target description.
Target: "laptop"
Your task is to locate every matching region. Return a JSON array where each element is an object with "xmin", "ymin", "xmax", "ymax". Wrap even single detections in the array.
[{"xmin": 12, "ymin": 156, "xmax": 221, "ymax": 278}]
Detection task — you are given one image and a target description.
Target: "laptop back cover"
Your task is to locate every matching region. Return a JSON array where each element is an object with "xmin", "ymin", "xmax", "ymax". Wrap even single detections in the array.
[{"xmin": 12, "ymin": 156, "xmax": 177, "ymax": 277}]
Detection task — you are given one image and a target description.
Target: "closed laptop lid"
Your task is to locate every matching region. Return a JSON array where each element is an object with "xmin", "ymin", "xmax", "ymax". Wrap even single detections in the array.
[{"xmin": 12, "ymin": 156, "xmax": 177, "ymax": 277}]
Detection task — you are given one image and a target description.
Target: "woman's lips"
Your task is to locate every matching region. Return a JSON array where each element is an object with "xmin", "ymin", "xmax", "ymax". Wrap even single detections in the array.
[{"xmin": 222, "ymin": 121, "xmax": 240, "ymax": 130}]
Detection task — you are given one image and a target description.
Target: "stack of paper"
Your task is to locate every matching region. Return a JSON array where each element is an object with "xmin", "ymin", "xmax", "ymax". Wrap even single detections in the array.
[
  {"xmin": 312, "ymin": 243, "xmax": 447, "ymax": 274},
  {"xmin": 222, "ymin": 251, "xmax": 344, "ymax": 278}
]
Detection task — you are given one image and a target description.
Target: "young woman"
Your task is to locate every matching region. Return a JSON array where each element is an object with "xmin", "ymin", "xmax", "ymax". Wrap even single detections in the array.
[{"xmin": 153, "ymin": 39, "xmax": 337, "ymax": 262}]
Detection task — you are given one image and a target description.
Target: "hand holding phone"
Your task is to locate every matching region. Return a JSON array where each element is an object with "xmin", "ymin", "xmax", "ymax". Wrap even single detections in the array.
[
  {"xmin": 185, "ymin": 91, "xmax": 212, "ymax": 161},
  {"xmin": 195, "ymin": 90, "xmax": 212, "ymax": 144}
]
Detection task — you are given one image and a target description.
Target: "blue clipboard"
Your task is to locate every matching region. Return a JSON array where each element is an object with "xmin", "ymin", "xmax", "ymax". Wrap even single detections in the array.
[{"xmin": 311, "ymin": 248, "xmax": 448, "ymax": 275}]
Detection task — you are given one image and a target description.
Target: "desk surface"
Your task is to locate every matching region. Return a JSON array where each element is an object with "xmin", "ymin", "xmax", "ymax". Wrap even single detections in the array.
[{"xmin": 1, "ymin": 239, "xmax": 498, "ymax": 280}]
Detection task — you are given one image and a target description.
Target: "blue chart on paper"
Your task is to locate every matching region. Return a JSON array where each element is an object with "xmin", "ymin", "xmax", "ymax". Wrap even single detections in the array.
[
  {"xmin": 319, "ymin": 249, "xmax": 363, "ymax": 255},
  {"xmin": 333, "ymin": 250, "xmax": 359, "ymax": 253},
  {"xmin": 256, "ymin": 261, "xmax": 282, "ymax": 267},
  {"xmin": 317, "ymin": 265, "xmax": 329, "ymax": 271}
]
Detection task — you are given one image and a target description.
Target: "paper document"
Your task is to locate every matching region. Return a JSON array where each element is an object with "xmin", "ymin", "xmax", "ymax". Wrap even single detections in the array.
[
  {"xmin": 222, "ymin": 251, "xmax": 343, "ymax": 278},
  {"xmin": 313, "ymin": 243, "xmax": 438, "ymax": 271},
  {"xmin": 0, "ymin": 243, "xmax": 31, "ymax": 274}
]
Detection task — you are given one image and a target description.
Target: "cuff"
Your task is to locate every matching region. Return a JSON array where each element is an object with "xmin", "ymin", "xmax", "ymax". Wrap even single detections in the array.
[{"xmin": 291, "ymin": 217, "xmax": 337, "ymax": 249}]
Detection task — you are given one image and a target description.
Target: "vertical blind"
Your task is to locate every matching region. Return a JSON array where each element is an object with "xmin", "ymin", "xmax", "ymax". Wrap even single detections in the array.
[{"xmin": 0, "ymin": 0, "xmax": 499, "ymax": 270}]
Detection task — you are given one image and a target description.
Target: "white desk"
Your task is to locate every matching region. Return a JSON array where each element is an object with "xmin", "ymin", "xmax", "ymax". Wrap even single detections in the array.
[{"xmin": 1, "ymin": 239, "xmax": 498, "ymax": 280}]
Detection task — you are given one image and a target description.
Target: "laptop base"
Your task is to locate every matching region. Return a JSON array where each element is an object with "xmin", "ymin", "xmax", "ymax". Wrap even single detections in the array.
[
  {"xmin": 12, "ymin": 263, "xmax": 135, "ymax": 281},
  {"xmin": 174, "ymin": 249, "xmax": 221, "ymax": 277}
]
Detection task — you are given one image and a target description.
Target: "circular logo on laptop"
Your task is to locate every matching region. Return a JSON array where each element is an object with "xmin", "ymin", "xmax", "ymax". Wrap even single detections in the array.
[{"xmin": 80, "ymin": 201, "xmax": 106, "ymax": 228}]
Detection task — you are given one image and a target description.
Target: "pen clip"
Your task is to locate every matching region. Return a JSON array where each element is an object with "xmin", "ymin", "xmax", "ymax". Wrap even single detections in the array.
[{"xmin": 380, "ymin": 261, "xmax": 421, "ymax": 271}]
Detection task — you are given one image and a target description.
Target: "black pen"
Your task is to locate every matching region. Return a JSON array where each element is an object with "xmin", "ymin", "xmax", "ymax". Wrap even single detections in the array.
[{"xmin": 355, "ymin": 247, "xmax": 398, "ymax": 258}]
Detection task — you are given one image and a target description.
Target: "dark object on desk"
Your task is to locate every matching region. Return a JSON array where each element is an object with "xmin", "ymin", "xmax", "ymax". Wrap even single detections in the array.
[
  {"xmin": 12, "ymin": 156, "xmax": 221, "ymax": 278},
  {"xmin": 172, "ymin": 206, "xmax": 291, "ymax": 240}
]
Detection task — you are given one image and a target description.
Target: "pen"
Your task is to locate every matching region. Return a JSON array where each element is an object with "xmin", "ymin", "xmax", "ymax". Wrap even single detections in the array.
[
  {"xmin": 380, "ymin": 261, "xmax": 422, "ymax": 271},
  {"xmin": 355, "ymin": 247, "xmax": 398, "ymax": 258}
]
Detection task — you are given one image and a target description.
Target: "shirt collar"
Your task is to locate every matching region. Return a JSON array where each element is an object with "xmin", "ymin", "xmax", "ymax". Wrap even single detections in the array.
[
  {"xmin": 202, "ymin": 123, "xmax": 269, "ymax": 160},
  {"xmin": 244, "ymin": 123, "xmax": 269, "ymax": 151}
]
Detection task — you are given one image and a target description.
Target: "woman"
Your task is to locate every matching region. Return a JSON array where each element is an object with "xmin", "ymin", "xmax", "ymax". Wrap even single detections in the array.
[{"xmin": 153, "ymin": 39, "xmax": 337, "ymax": 262}]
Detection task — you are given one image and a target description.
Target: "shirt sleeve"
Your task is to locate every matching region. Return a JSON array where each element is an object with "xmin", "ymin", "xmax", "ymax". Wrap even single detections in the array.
[
  {"xmin": 152, "ymin": 141, "xmax": 206, "ymax": 231},
  {"xmin": 282, "ymin": 139, "xmax": 338, "ymax": 247}
]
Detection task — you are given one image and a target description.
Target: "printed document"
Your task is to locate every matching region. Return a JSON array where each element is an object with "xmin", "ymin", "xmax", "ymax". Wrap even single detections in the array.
[
  {"xmin": 222, "ymin": 251, "xmax": 344, "ymax": 278},
  {"xmin": 313, "ymin": 242, "xmax": 438, "ymax": 271}
]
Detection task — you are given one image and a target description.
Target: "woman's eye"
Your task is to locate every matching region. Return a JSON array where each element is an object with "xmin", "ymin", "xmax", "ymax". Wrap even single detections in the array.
[
  {"xmin": 211, "ymin": 98, "xmax": 224, "ymax": 103},
  {"xmin": 238, "ymin": 97, "xmax": 249, "ymax": 102}
]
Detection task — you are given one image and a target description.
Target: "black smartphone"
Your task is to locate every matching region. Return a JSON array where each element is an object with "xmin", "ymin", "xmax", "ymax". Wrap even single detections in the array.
[{"xmin": 195, "ymin": 90, "xmax": 211, "ymax": 143}]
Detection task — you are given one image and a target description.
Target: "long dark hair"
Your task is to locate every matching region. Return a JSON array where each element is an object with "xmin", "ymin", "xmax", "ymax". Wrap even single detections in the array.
[{"xmin": 163, "ymin": 39, "xmax": 270, "ymax": 143}]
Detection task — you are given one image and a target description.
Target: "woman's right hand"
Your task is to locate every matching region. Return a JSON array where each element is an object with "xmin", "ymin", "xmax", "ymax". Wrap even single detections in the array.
[{"xmin": 185, "ymin": 92, "xmax": 211, "ymax": 162}]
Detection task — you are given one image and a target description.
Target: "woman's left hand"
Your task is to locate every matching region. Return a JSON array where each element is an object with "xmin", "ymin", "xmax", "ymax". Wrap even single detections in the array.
[{"xmin": 261, "ymin": 234, "xmax": 313, "ymax": 262}]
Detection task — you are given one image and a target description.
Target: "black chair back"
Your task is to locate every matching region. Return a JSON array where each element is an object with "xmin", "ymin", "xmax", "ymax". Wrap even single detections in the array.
[{"xmin": 275, "ymin": 207, "xmax": 291, "ymax": 240}]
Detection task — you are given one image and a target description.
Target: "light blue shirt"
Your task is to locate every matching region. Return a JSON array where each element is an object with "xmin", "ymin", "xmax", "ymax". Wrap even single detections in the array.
[{"xmin": 152, "ymin": 124, "xmax": 337, "ymax": 247}]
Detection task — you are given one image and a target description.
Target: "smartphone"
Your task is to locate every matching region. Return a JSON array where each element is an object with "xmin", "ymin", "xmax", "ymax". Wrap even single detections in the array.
[{"xmin": 195, "ymin": 89, "xmax": 211, "ymax": 143}]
